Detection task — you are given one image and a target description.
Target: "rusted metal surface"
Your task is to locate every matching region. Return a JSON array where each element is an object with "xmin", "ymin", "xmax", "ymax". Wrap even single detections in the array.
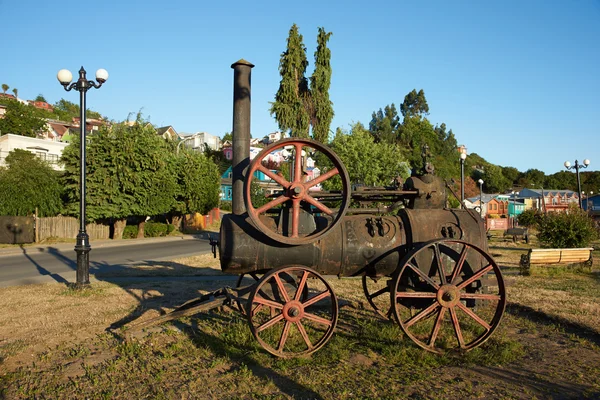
[
  {"xmin": 231, "ymin": 59, "xmax": 254, "ymax": 215},
  {"xmin": 244, "ymin": 138, "xmax": 351, "ymax": 245}
]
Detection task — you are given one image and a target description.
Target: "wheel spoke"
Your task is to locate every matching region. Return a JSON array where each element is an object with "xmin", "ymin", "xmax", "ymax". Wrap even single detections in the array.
[
  {"xmin": 303, "ymin": 290, "xmax": 330, "ymax": 307},
  {"xmin": 404, "ymin": 302, "xmax": 439, "ymax": 328},
  {"xmin": 293, "ymin": 143, "xmax": 303, "ymax": 183},
  {"xmin": 303, "ymin": 311, "xmax": 333, "ymax": 326},
  {"xmin": 255, "ymin": 195, "xmax": 289, "ymax": 215},
  {"xmin": 253, "ymin": 296, "xmax": 284, "ymax": 310},
  {"xmin": 305, "ymin": 167, "xmax": 339, "ymax": 189},
  {"xmin": 257, "ymin": 164, "xmax": 290, "ymax": 188},
  {"xmin": 460, "ymin": 293, "xmax": 501, "ymax": 301},
  {"xmin": 295, "ymin": 321, "xmax": 313, "ymax": 349},
  {"xmin": 433, "ymin": 244, "xmax": 446, "ymax": 284},
  {"xmin": 274, "ymin": 273, "xmax": 291, "ymax": 303},
  {"xmin": 291, "ymin": 199, "xmax": 300, "ymax": 238},
  {"xmin": 368, "ymin": 286, "xmax": 389, "ymax": 300},
  {"xmin": 295, "ymin": 271, "xmax": 309, "ymax": 301},
  {"xmin": 256, "ymin": 313, "xmax": 284, "ymax": 332},
  {"xmin": 429, "ymin": 307, "xmax": 447, "ymax": 347},
  {"xmin": 449, "ymin": 307, "xmax": 465, "ymax": 348},
  {"xmin": 456, "ymin": 264, "xmax": 494, "ymax": 290},
  {"xmin": 449, "ymin": 245, "xmax": 469, "ymax": 284},
  {"xmin": 277, "ymin": 321, "xmax": 291, "ymax": 351},
  {"xmin": 396, "ymin": 291, "xmax": 437, "ymax": 298},
  {"xmin": 406, "ymin": 263, "xmax": 440, "ymax": 290},
  {"xmin": 303, "ymin": 194, "xmax": 333, "ymax": 215},
  {"xmin": 456, "ymin": 302, "xmax": 491, "ymax": 331}
]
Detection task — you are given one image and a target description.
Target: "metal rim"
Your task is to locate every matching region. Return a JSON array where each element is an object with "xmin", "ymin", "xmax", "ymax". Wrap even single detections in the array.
[
  {"xmin": 247, "ymin": 266, "xmax": 338, "ymax": 358},
  {"xmin": 361, "ymin": 275, "xmax": 393, "ymax": 320},
  {"xmin": 244, "ymin": 138, "xmax": 351, "ymax": 245},
  {"xmin": 391, "ymin": 239, "xmax": 506, "ymax": 354}
]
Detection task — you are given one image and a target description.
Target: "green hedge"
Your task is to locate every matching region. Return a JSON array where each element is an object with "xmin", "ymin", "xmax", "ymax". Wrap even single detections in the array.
[{"xmin": 122, "ymin": 225, "xmax": 138, "ymax": 239}]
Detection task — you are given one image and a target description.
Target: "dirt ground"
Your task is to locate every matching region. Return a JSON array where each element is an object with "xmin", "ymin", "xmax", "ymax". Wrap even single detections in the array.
[{"xmin": 1, "ymin": 239, "xmax": 599, "ymax": 399}]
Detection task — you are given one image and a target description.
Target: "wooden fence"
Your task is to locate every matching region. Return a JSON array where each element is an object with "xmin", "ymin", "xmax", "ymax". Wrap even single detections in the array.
[{"xmin": 36, "ymin": 216, "xmax": 110, "ymax": 241}]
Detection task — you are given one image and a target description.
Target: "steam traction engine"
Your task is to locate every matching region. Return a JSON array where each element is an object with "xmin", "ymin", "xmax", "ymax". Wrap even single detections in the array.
[{"xmin": 132, "ymin": 60, "xmax": 506, "ymax": 357}]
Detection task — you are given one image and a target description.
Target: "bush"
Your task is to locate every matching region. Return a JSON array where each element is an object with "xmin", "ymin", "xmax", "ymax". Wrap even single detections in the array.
[
  {"xmin": 122, "ymin": 225, "xmax": 138, "ymax": 239},
  {"xmin": 144, "ymin": 222, "xmax": 169, "ymax": 237},
  {"xmin": 220, "ymin": 201, "xmax": 232, "ymax": 212},
  {"xmin": 537, "ymin": 206, "xmax": 599, "ymax": 248},
  {"xmin": 166, "ymin": 224, "xmax": 175, "ymax": 235},
  {"xmin": 517, "ymin": 209, "xmax": 539, "ymax": 227}
]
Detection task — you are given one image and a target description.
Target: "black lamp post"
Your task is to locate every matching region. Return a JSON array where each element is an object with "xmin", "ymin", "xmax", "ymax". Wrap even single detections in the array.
[
  {"xmin": 57, "ymin": 67, "xmax": 108, "ymax": 288},
  {"xmin": 478, "ymin": 178, "xmax": 484, "ymax": 218},
  {"xmin": 460, "ymin": 151, "xmax": 467, "ymax": 208},
  {"xmin": 564, "ymin": 159, "xmax": 590, "ymax": 208}
]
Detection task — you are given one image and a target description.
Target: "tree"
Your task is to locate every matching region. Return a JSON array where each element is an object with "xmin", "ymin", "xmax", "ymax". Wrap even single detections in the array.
[
  {"xmin": 327, "ymin": 122, "xmax": 410, "ymax": 188},
  {"xmin": 170, "ymin": 149, "xmax": 220, "ymax": 229},
  {"xmin": 61, "ymin": 116, "xmax": 178, "ymax": 239},
  {"xmin": 270, "ymin": 24, "xmax": 310, "ymax": 138},
  {"xmin": 52, "ymin": 98, "xmax": 103, "ymax": 122},
  {"xmin": 34, "ymin": 94, "xmax": 47, "ymax": 102},
  {"xmin": 0, "ymin": 149, "xmax": 63, "ymax": 217},
  {"xmin": 0, "ymin": 99, "xmax": 46, "ymax": 137},
  {"xmin": 481, "ymin": 164, "xmax": 511, "ymax": 193},
  {"xmin": 1, "ymin": 84, "xmax": 8, "ymax": 94},
  {"xmin": 369, "ymin": 104, "xmax": 400, "ymax": 144},
  {"xmin": 537, "ymin": 205, "xmax": 598, "ymax": 248},
  {"xmin": 400, "ymin": 89, "xmax": 429, "ymax": 118},
  {"xmin": 222, "ymin": 132, "xmax": 232, "ymax": 142},
  {"xmin": 309, "ymin": 27, "xmax": 334, "ymax": 143},
  {"xmin": 11, "ymin": 88, "xmax": 18, "ymax": 99},
  {"xmin": 501, "ymin": 166, "xmax": 520, "ymax": 187}
]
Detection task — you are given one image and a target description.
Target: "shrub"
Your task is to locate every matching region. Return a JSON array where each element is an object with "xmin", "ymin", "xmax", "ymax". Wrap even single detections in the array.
[
  {"xmin": 517, "ymin": 209, "xmax": 539, "ymax": 227},
  {"xmin": 537, "ymin": 206, "xmax": 599, "ymax": 248},
  {"xmin": 144, "ymin": 222, "xmax": 168, "ymax": 237},
  {"xmin": 122, "ymin": 225, "xmax": 138, "ymax": 239},
  {"xmin": 166, "ymin": 224, "xmax": 175, "ymax": 235},
  {"xmin": 220, "ymin": 201, "xmax": 232, "ymax": 212}
]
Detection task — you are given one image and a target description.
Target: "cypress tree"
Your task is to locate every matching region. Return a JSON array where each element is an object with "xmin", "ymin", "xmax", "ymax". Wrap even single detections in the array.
[{"xmin": 310, "ymin": 27, "xmax": 334, "ymax": 143}]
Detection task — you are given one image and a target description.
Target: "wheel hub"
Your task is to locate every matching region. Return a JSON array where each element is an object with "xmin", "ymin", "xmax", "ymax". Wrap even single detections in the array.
[
  {"xmin": 289, "ymin": 184, "xmax": 305, "ymax": 199},
  {"xmin": 282, "ymin": 300, "xmax": 304, "ymax": 322},
  {"xmin": 437, "ymin": 284, "xmax": 460, "ymax": 308}
]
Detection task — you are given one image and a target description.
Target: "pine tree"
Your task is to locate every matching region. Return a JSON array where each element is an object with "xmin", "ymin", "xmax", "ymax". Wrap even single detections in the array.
[
  {"xmin": 310, "ymin": 27, "xmax": 334, "ymax": 143},
  {"xmin": 270, "ymin": 24, "xmax": 311, "ymax": 138}
]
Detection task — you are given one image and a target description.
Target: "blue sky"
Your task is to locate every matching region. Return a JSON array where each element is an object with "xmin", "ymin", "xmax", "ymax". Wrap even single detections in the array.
[{"xmin": 1, "ymin": 0, "xmax": 598, "ymax": 175}]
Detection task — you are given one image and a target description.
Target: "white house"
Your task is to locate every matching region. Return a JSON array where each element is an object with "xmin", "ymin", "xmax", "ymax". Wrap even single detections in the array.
[
  {"xmin": 0, "ymin": 134, "xmax": 68, "ymax": 170},
  {"xmin": 179, "ymin": 132, "xmax": 221, "ymax": 152}
]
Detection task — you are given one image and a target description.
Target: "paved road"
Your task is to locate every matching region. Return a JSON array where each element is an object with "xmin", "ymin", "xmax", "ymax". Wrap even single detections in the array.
[{"xmin": 0, "ymin": 235, "xmax": 213, "ymax": 287}]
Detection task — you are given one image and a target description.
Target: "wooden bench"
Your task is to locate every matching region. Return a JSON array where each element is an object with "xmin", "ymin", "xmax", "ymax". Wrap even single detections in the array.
[
  {"xmin": 520, "ymin": 247, "xmax": 594, "ymax": 275},
  {"xmin": 504, "ymin": 227, "xmax": 529, "ymax": 243}
]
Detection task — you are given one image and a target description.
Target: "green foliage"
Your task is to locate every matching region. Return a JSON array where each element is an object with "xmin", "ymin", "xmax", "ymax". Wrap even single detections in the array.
[
  {"xmin": 143, "ymin": 222, "xmax": 169, "ymax": 237},
  {"xmin": 122, "ymin": 225, "xmax": 138, "ymax": 239},
  {"xmin": 536, "ymin": 206, "xmax": 599, "ymax": 248},
  {"xmin": 173, "ymin": 149, "xmax": 220, "ymax": 216},
  {"xmin": 220, "ymin": 201, "xmax": 232, "ymax": 211},
  {"xmin": 0, "ymin": 149, "xmax": 63, "ymax": 216},
  {"xmin": 61, "ymin": 115, "xmax": 178, "ymax": 222},
  {"xmin": 517, "ymin": 209, "xmax": 539, "ymax": 227},
  {"xmin": 481, "ymin": 164, "xmax": 511, "ymax": 193},
  {"xmin": 52, "ymin": 99, "xmax": 102, "ymax": 122},
  {"xmin": 369, "ymin": 104, "xmax": 401, "ymax": 144},
  {"xmin": 327, "ymin": 122, "xmax": 409, "ymax": 188},
  {"xmin": 250, "ymin": 181, "xmax": 269, "ymax": 208},
  {"xmin": 1, "ymin": 84, "xmax": 8, "ymax": 94},
  {"xmin": 309, "ymin": 27, "xmax": 334, "ymax": 143},
  {"xmin": 34, "ymin": 94, "xmax": 47, "ymax": 102},
  {"xmin": 400, "ymin": 89, "xmax": 429, "ymax": 118},
  {"xmin": 0, "ymin": 99, "xmax": 47, "ymax": 137},
  {"xmin": 270, "ymin": 23, "xmax": 310, "ymax": 138}
]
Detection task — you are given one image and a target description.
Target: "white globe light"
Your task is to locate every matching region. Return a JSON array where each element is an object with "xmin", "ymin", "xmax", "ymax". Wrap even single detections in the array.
[
  {"xmin": 564, "ymin": 161, "xmax": 571, "ymax": 168},
  {"xmin": 460, "ymin": 152, "xmax": 467, "ymax": 160},
  {"xmin": 95, "ymin": 68, "xmax": 109, "ymax": 83},
  {"xmin": 583, "ymin": 159, "xmax": 590, "ymax": 166},
  {"xmin": 478, "ymin": 179, "xmax": 483, "ymax": 184},
  {"xmin": 57, "ymin": 69, "xmax": 73, "ymax": 84}
]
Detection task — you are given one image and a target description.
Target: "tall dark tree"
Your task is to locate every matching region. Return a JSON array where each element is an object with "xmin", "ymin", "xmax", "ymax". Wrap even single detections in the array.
[
  {"xmin": 270, "ymin": 24, "xmax": 310, "ymax": 138},
  {"xmin": 1, "ymin": 84, "xmax": 8, "ymax": 94},
  {"xmin": 309, "ymin": 27, "xmax": 334, "ymax": 143},
  {"xmin": 11, "ymin": 88, "xmax": 18, "ymax": 99},
  {"xmin": 400, "ymin": 89, "xmax": 429, "ymax": 118},
  {"xmin": 369, "ymin": 104, "xmax": 400, "ymax": 144},
  {"xmin": 34, "ymin": 94, "xmax": 47, "ymax": 102}
]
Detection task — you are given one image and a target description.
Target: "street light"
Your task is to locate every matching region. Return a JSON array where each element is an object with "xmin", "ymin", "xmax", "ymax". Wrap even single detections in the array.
[
  {"xmin": 460, "ymin": 152, "xmax": 467, "ymax": 208},
  {"xmin": 57, "ymin": 66, "xmax": 108, "ymax": 288},
  {"xmin": 564, "ymin": 159, "xmax": 590, "ymax": 208},
  {"xmin": 478, "ymin": 179, "xmax": 484, "ymax": 218}
]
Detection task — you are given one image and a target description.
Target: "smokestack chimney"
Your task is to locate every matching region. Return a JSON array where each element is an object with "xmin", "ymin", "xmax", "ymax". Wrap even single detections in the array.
[{"xmin": 231, "ymin": 59, "xmax": 254, "ymax": 215}]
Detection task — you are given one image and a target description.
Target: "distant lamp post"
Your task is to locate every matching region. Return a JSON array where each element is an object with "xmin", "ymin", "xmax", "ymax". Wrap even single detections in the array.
[
  {"xmin": 511, "ymin": 191, "xmax": 519, "ymax": 227},
  {"xmin": 57, "ymin": 66, "xmax": 108, "ymax": 288},
  {"xmin": 564, "ymin": 159, "xmax": 590, "ymax": 208},
  {"xmin": 459, "ymin": 151, "xmax": 467, "ymax": 208},
  {"xmin": 478, "ymin": 179, "xmax": 484, "ymax": 218}
]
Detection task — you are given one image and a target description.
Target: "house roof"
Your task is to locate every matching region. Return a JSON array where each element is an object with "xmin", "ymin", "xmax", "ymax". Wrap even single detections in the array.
[{"xmin": 519, "ymin": 188, "xmax": 577, "ymax": 198}]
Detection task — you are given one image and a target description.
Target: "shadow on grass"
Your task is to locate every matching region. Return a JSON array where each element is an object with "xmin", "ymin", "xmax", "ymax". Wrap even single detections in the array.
[{"xmin": 506, "ymin": 302, "xmax": 600, "ymax": 346}]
